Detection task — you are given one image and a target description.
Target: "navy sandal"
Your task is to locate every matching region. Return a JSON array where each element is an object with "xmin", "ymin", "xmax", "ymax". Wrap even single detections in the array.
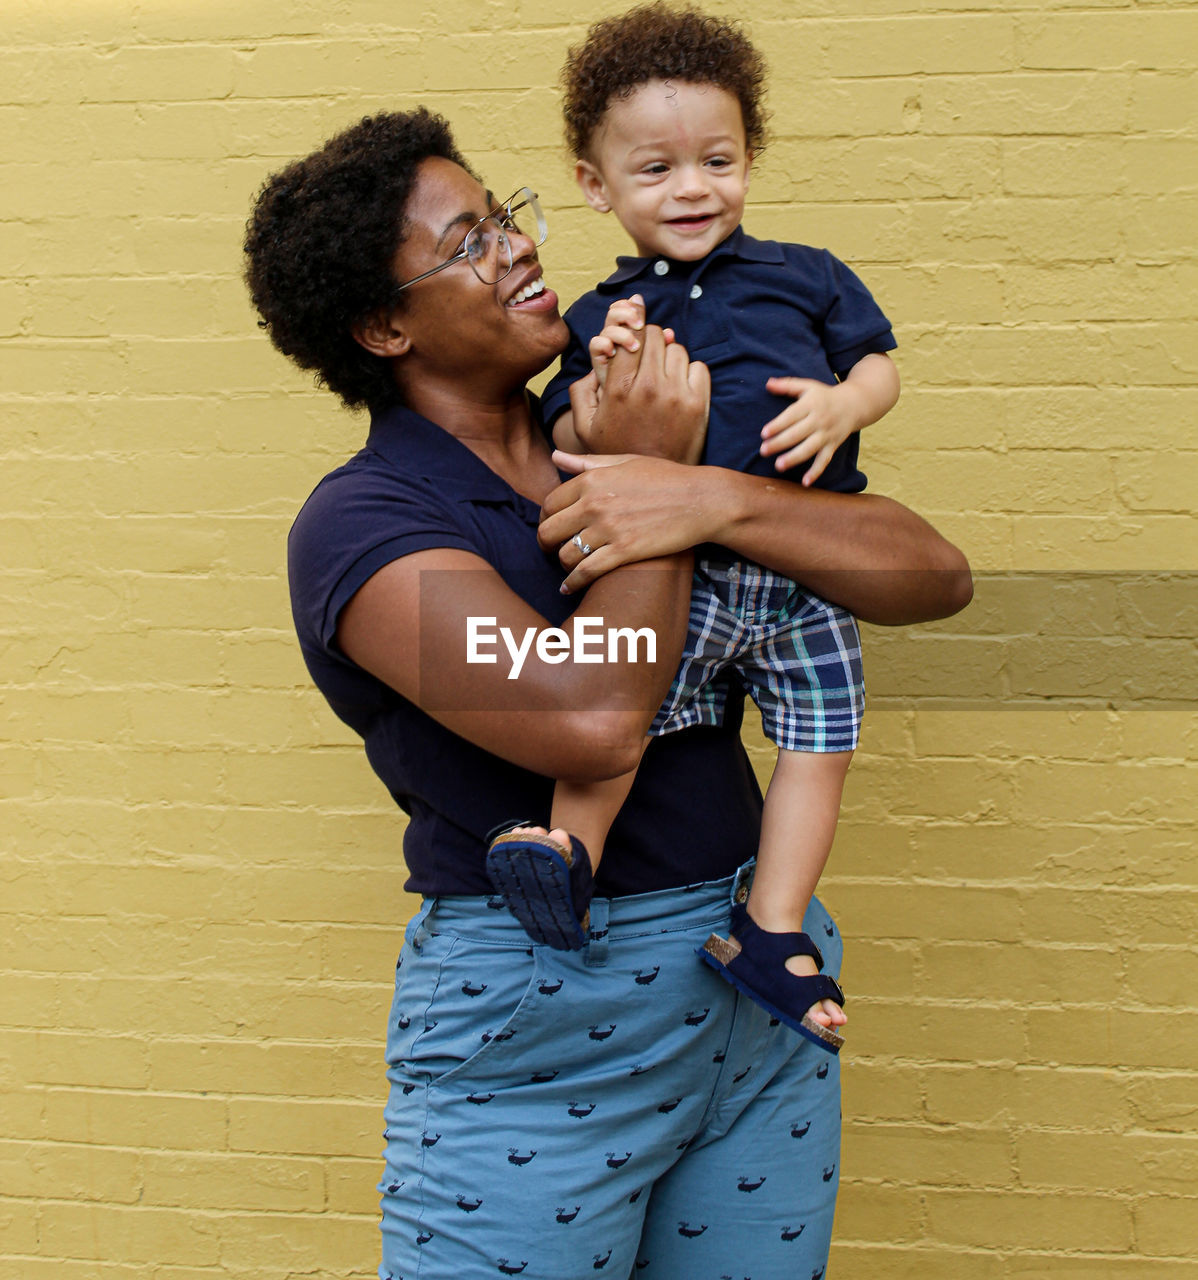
[
  {"xmin": 485, "ymin": 826, "xmax": 594, "ymax": 951},
  {"xmin": 699, "ymin": 904, "xmax": 846, "ymax": 1053}
]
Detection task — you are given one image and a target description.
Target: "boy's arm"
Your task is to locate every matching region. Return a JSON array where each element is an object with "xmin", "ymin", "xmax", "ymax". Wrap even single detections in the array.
[
  {"xmin": 556, "ymin": 295, "xmax": 702, "ymax": 463},
  {"xmin": 552, "ymin": 408, "xmax": 588, "ymax": 455},
  {"xmin": 759, "ymin": 352, "xmax": 900, "ymax": 485}
]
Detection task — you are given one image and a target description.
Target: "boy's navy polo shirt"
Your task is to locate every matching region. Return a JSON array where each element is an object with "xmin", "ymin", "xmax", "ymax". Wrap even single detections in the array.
[
  {"xmin": 287, "ymin": 401, "xmax": 763, "ymax": 900},
  {"xmin": 542, "ymin": 227, "xmax": 896, "ymax": 493}
]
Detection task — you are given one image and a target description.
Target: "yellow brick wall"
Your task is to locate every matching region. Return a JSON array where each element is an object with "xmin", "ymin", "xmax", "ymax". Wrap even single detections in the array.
[{"xmin": 3, "ymin": 1, "xmax": 1194, "ymax": 1276}]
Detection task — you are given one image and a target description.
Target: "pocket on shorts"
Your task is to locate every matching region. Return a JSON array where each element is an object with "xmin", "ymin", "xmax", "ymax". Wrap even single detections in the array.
[{"xmin": 387, "ymin": 928, "xmax": 549, "ymax": 1091}]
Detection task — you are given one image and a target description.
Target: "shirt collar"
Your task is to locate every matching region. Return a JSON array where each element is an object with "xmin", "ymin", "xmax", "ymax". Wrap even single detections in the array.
[
  {"xmin": 365, "ymin": 399, "xmax": 546, "ymax": 509},
  {"xmin": 598, "ymin": 226, "xmax": 784, "ymax": 290}
]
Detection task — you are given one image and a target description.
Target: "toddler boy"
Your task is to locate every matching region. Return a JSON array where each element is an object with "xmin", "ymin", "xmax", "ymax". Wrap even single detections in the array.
[{"xmin": 488, "ymin": 2, "xmax": 900, "ymax": 1053}]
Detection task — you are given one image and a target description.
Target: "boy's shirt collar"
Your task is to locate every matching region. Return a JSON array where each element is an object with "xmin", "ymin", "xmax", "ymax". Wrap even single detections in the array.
[{"xmin": 598, "ymin": 225, "xmax": 785, "ymax": 290}]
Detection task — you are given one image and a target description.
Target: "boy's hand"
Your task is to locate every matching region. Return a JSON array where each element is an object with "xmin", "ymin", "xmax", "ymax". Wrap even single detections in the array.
[
  {"xmin": 589, "ymin": 294, "xmax": 674, "ymax": 387},
  {"xmin": 568, "ymin": 324, "xmax": 709, "ymax": 464},
  {"xmin": 759, "ymin": 377, "xmax": 865, "ymax": 486}
]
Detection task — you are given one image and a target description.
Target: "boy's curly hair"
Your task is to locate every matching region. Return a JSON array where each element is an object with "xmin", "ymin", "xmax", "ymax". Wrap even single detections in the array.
[
  {"xmin": 561, "ymin": 3, "xmax": 768, "ymax": 160},
  {"xmin": 243, "ymin": 109, "xmax": 473, "ymax": 414}
]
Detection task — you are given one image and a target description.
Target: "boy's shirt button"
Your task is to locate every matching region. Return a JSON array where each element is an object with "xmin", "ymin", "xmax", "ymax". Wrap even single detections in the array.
[
  {"xmin": 690, "ymin": 284, "xmax": 703, "ymax": 300},
  {"xmin": 653, "ymin": 260, "xmax": 669, "ymax": 275}
]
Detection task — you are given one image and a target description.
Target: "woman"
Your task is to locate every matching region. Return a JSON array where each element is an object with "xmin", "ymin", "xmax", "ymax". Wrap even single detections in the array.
[{"xmin": 245, "ymin": 109, "xmax": 970, "ymax": 1280}]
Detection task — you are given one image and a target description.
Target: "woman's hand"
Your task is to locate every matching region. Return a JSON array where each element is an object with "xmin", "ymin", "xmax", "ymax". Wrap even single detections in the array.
[
  {"xmin": 541, "ymin": 452, "xmax": 710, "ymax": 594},
  {"xmin": 541, "ymin": 456, "xmax": 972, "ymax": 624}
]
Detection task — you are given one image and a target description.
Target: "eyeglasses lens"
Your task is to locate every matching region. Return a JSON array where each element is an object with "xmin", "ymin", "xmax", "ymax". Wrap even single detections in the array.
[{"xmin": 463, "ymin": 189, "xmax": 546, "ymax": 284}]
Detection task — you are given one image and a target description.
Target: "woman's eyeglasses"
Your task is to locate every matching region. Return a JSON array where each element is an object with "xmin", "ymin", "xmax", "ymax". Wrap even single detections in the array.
[{"xmin": 393, "ymin": 188, "xmax": 547, "ymax": 292}]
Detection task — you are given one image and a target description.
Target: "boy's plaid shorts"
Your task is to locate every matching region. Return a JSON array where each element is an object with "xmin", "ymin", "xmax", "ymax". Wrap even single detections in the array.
[{"xmin": 650, "ymin": 554, "xmax": 864, "ymax": 752}]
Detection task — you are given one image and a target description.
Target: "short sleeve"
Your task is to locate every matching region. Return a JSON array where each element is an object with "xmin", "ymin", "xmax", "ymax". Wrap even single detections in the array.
[
  {"xmin": 818, "ymin": 249, "xmax": 897, "ymax": 378},
  {"xmin": 288, "ymin": 465, "xmax": 475, "ymax": 655}
]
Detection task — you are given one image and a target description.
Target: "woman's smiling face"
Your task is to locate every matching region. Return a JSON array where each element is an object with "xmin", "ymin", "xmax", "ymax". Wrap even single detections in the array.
[
  {"xmin": 575, "ymin": 79, "xmax": 752, "ymax": 262},
  {"xmin": 389, "ymin": 157, "xmax": 568, "ymax": 390}
]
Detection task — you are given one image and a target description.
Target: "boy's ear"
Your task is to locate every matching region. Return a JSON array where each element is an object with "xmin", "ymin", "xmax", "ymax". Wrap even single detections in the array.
[
  {"xmin": 352, "ymin": 306, "xmax": 412, "ymax": 359},
  {"xmin": 743, "ymin": 148, "xmax": 754, "ymax": 194},
  {"xmin": 575, "ymin": 159, "xmax": 612, "ymax": 214}
]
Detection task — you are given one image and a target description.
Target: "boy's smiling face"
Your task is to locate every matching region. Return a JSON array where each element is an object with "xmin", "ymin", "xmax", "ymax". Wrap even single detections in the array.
[{"xmin": 576, "ymin": 78, "xmax": 752, "ymax": 262}]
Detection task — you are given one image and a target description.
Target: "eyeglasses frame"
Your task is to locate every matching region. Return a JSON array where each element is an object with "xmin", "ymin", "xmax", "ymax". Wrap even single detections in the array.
[{"xmin": 391, "ymin": 188, "xmax": 545, "ymax": 294}]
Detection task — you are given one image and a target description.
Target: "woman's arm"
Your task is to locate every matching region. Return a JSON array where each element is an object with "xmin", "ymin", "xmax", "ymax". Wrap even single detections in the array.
[
  {"xmin": 338, "ymin": 545, "xmax": 691, "ymax": 782},
  {"xmin": 539, "ymin": 455, "xmax": 972, "ymax": 626}
]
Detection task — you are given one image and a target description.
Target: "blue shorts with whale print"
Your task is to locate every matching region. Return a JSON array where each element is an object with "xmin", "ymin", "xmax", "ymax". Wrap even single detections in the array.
[{"xmin": 379, "ymin": 862, "xmax": 842, "ymax": 1280}]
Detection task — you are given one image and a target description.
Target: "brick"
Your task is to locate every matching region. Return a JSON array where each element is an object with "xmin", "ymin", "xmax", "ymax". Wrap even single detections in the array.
[
  {"xmin": 37, "ymin": 1202, "xmax": 223, "ymax": 1266},
  {"xmin": 830, "ymin": 1182, "xmax": 926, "ymax": 1243},
  {"xmin": 911, "ymin": 195, "xmax": 1128, "ymax": 266},
  {"xmin": 924, "ymin": 71, "xmax": 1130, "ymax": 136},
  {"xmin": 1011, "ymin": 514, "xmax": 1198, "ymax": 572},
  {"xmin": 844, "ymin": 1119, "xmax": 1012, "ymax": 1186},
  {"xmin": 1007, "ymin": 1259, "xmax": 1198, "ymax": 1279},
  {"xmin": 322, "ymin": 923, "xmax": 411, "ymax": 983},
  {"xmin": 228, "ymin": 1097, "xmax": 379, "ymax": 1157},
  {"xmin": 325, "ymin": 1155, "xmax": 381, "ymax": 1214},
  {"xmin": 42, "ymin": 1088, "xmax": 228, "ymax": 1152},
  {"xmin": 912, "ymin": 708, "xmax": 1123, "ymax": 762},
  {"xmin": 1130, "ymin": 71, "xmax": 1198, "ymax": 134},
  {"xmin": 919, "ymin": 942, "xmax": 1114, "ymax": 1006},
  {"xmin": 1135, "ymin": 1196, "xmax": 1198, "ymax": 1257},
  {"xmin": 830, "ymin": 1243, "xmax": 1007, "ymax": 1280},
  {"xmin": 195, "ymin": 1209, "xmax": 373, "ymax": 1272},
  {"xmin": 1017, "ymin": 1130, "xmax": 1198, "ymax": 1194},
  {"xmin": 148, "ymin": 1037, "xmax": 380, "ymax": 1100},
  {"xmin": 823, "ymin": 15, "xmax": 1018, "ymax": 77},
  {"xmin": 1018, "ymin": 10, "xmax": 1198, "ymax": 73},
  {"xmin": 9, "ymin": 1031, "xmax": 150, "ymax": 1090},
  {"xmin": 771, "ymin": 137, "xmax": 1003, "ymax": 202},
  {"xmin": 842, "ymin": 939, "xmax": 919, "ymax": 1000},
  {"xmin": 841, "ymin": 1060, "xmax": 925, "ymax": 1123},
  {"xmin": 925, "ymin": 1187, "xmax": 1134, "ymax": 1252},
  {"xmin": 1129, "ymin": 1076, "xmax": 1198, "ymax": 1133},
  {"xmin": 141, "ymin": 1150, "xmax": 324, "ymax": 1212},
  {"xmin": 1025, "ymin": 1007, "xmax": 1198, "ymax": 1071},
  {"xmin": 0, "ymin": 1138, "xmax": 142, "ymax": 1203}
]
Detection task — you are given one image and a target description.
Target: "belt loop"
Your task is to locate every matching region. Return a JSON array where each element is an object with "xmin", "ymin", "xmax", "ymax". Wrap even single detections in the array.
[
  {"xmin": 584, "ymin": 897, "xmax": 611, "ymax": 969},
  {"xmin": 404, "ymin": 897, "xmax": 436, "ymax": 953},
  {"xmin": 731, "ymin": 860, "xmax": 756, "ymax": 908}
]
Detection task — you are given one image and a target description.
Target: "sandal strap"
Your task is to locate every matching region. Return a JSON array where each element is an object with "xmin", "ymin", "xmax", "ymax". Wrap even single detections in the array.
[{"xmin": 730, "ymin": 902, "xmax": 826, "ymax": 971}]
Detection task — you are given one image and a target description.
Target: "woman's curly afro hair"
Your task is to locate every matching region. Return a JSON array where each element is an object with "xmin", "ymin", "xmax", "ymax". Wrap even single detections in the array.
[
  {"xmin": 243, "ymin": 109, "xmax": 473, "ymax": 414},
  {"xmin": 561, "ymin": 3, "xmax": 768, "ymax": 161}
]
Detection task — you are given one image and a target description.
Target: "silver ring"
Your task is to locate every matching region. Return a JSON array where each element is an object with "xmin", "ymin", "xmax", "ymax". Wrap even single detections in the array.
[{"xmin": 571, "ymin": 533, "xmax": 593, "ymax": 556}]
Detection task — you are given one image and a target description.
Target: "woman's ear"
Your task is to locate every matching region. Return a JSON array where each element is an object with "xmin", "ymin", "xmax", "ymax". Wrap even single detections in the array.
[
  {"xmin": 352, "ymin": 307, "xmax": 411, "ymax": 359},
  {"xmin": 575, "ymin": 159, "xmax": 612, "ymax": 214}
]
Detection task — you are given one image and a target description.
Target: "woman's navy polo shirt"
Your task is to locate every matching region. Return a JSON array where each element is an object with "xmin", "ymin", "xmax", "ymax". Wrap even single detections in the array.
[
  {"xmin": 542, "ymin": 228, "xmax": 896, "ymax": 493},
  {"xmin": 287, "ymin": 402, "xmax": 763, "ymax": 899}
]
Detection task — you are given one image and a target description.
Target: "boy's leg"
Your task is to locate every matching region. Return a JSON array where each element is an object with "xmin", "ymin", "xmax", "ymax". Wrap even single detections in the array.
[
  {"xmin": 703, "ymin": 570, "xmax": 861, "ymax": 1039},
  {"xmin": 548, "ymin": 745, "xmax": 644, "ymax": 872},
  {"xmin": 749, "ymin": 748, "xmax": 852, "ymax": 1027},
  {"xmin": 485, "ymin": 747, "xmax": 644, "ymax": 951}
]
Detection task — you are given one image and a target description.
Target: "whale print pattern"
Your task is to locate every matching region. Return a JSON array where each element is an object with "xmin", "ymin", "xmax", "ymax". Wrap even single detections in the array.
[{"xmin": 377, "ymin": 882, "xmax": 842, "ymax": 1279}]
